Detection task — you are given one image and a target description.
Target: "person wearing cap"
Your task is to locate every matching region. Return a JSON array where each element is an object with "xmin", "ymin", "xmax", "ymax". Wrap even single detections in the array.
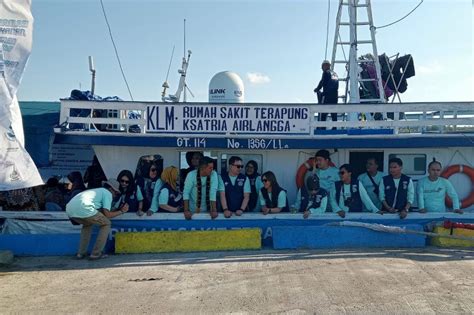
[
  {"xmin": 314, "ymin": 60, "xmax": 339, "ymax": 127},
  {"xmin": 330, "ymin": 164, "xmax": 382, "ymax": 217},
  {"xmin": 66, "ymin": 179, "xmax": 129, "ymax": 260},
  {"xmin": 219, "ymin": 156, "xmax": 251, "ymax": 218},
  {"xmin": 312, "ymin": 150, "xmax": 339, "ymax": 211},
  {"xmin": 291, "ymin": 175, "xmax": 328, "ymax": 219}
]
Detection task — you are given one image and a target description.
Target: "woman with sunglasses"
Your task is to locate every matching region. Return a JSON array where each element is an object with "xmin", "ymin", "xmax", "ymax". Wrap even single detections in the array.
[
  {"xmin": 138, "ymin": 162, "xmax": 163, "ymax": 215},
  {"xmin": 330, "ymin": 164, "xmax": 381, "ymax": 218},
  {"xmin": 114, "ymin": 170, "xmax": 144, "ymax": 215},
  {"xmin": 156, "ymin": 166, "xmax": 183, "ymax": 213},
  {"xmin": 245, "ymin": 160, "xmax": 262, "ymax": 212},
  {"xmin": 259, "ymin": 171, "xmax": 289, "ymax": 214}
]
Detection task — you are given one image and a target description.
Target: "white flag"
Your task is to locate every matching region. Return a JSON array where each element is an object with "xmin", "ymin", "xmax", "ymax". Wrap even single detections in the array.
[{"xmin": 0, "ymin": 0, "xmax": 43, "ymax": 190}]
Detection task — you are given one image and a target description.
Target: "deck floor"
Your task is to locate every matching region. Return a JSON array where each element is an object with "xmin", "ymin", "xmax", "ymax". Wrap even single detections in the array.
[{"xmin": 1, "ymin": 248, "xmax": 473, "ymax": 313}]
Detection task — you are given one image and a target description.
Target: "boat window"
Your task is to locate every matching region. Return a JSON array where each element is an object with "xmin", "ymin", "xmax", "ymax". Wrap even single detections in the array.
[
  {"xmin": 220, "ymin": 154, "xmax": 263, "ymax": 176},
  {"xmin": 388, "ymin": 154, "xmax": 426, "ymax": 175}
]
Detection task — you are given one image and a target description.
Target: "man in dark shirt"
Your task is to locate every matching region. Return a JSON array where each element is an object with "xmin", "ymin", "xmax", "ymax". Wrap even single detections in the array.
[{"xmin": 314, "ymin": 60, "xmax": 339, "ymax": 126}]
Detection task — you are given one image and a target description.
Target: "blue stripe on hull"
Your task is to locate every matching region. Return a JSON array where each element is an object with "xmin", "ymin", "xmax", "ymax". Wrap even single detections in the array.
[{"xmin": 54, "ymin": 133, "xmax": 474, "ymax": 149}]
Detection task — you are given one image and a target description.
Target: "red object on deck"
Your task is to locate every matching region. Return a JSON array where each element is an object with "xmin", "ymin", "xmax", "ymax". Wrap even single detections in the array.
[{"xmin": 443, "ymin": 220, "xmax": 474, "ymax": 230}]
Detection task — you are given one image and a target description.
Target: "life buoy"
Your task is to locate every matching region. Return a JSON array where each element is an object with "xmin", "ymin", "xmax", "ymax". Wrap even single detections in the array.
[
  {"xmin": 441, "ymin": 164, "xmax": 474, "ymax": 209},
  {"xmin": 295, "ymin": 158, "xmax": 335, "ymax": 189}
]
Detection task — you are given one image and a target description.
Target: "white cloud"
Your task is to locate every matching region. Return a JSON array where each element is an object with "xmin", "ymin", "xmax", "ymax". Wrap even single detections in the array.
[
  {"xmin": 247, "ymin": 72, "xmax": 271, "ymax": 84},
  {"xmin": 417, "ymin": 60, "xmax": 443, "ymax": 75}
]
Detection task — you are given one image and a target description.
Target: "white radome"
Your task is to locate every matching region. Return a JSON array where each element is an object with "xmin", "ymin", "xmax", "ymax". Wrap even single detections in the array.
[{"xmin": 209, "ymin": 71, "xmax": 245, "ymax": 103}]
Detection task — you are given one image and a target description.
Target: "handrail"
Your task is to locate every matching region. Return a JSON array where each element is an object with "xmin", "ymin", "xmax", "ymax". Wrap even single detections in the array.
[{"xmin": 59, "ymin": 100, "xmax": 474, "ymax": 137}]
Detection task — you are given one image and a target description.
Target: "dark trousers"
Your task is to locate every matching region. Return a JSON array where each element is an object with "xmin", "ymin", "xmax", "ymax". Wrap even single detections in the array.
[{"xmin": 317, "ymin": 92, "xmax": 337, "ymax": 129}]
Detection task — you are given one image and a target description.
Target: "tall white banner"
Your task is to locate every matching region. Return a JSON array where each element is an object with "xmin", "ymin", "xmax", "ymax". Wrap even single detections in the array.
[{"xmin": 0, "ymin": 0, "xmax": 43, "ymax": 190}]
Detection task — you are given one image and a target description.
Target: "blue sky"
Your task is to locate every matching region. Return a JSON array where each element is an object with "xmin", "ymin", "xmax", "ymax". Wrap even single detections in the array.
[{"xmin": 18, "ymin": 0, "xmax": 473, "ymax": 103}]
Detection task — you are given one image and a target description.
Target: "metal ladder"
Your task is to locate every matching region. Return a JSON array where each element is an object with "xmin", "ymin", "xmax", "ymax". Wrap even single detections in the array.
[{"xmin": 330, "ymin": 0, "xmax": 386, "ymax": 106}]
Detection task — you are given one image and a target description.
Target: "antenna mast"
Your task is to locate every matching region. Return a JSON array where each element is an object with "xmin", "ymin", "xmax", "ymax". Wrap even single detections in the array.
[{"xmin": 88, "ymin": 56, "xmax": 96, "ymax": 96}]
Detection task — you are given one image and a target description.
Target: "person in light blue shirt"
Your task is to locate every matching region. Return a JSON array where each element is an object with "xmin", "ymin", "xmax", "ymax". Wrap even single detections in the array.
[
  {"xmin": 330, "ymin": 164, "xmax": 381, "ymax": 217},
  {"xmin": 147, "ymin": 178, "xmax": 164, "ymax": 214},
  {"xmin": 219, "ymin": 156, "xmax": 251, "ymax": 218},
  {"xmin": 259, "ymin": 171, "xmax": 289, "ymax": 214},
  {"xmin": 313, "ymin": 150, "xmax": 339, "ymax": 211},
  {"xmin": 357, "ymin": 158, "xmax": 384, "ymax": 211},
  {"xmin": 418, "ymin": 161, "xmax": 462, "ymax": 214},
  {"xmin": 379, "ymin": 158, "xmax": 414, "ymax": 219},
  {"xmin": 157, "ymin": 166, "xmax": 183, "ymax": 213},
  {"xmin": 113, "ymin": 170, "xmax": 144, "ymax": 215},
  {"xmin": 66, "ymin": 179, "xmax": 128, "ymax": 259},
  {"xmin": 299, "ymin": 175, "xmax": 328, "ymax": 219},
  {"xmin": 183, "ymin": 156, "xmax": 219, "ymax": 219}
]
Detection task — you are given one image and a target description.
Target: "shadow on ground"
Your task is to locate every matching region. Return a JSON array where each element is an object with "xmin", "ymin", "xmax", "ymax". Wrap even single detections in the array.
[{"xmin": 1, "ymin": 247, "xmax": 473, "ymax": 273}]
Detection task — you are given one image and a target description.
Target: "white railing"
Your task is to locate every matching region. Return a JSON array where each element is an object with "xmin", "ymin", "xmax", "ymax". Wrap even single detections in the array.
[{"xmin": 59, "ymin": 100, "xmax": 474, "ymax": 137}]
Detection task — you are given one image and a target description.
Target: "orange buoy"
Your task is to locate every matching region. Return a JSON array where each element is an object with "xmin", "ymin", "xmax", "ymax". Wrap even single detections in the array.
[{"xmin": 441, "ymin": 165, "xmax": 474, "ymax": 209}]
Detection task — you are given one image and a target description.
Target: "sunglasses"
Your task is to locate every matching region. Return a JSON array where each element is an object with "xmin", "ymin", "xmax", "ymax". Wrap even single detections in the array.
[
  {"xmin": 150, "ymin": 168, "xmax": 157, "ymax": 172},
  {"xmin": 339, "ymin": 171, "xmax": 346, "ymax": 175},
  {"xmin": 232, "ymin": 164, "xmax": 243, "ymax": 168},
  {"xmin": 120, "ymin": 179, "xmax": 130, "ymax": 184},
  {"xmin": 262, "ymin": 179, "xmax": 268, "ymax": 182}
]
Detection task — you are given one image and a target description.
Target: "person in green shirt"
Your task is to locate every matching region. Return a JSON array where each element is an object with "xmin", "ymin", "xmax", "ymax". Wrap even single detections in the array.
[
  {"xmin": 183, "ymin": 156, "xmax": 219, "ymax": 220},
  {"xmin": 418, "ymin": 161, "xmax": 462, "ymax": 214},
  {"xmin": 66, "ymin": 179, "xmax": 128, "ymax": 260}
]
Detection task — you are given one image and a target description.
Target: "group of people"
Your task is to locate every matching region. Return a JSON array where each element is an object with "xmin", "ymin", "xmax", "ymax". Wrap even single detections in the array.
[{"xmin": 62, "ymin": 150, "xmax": 464, "ymax": 259}]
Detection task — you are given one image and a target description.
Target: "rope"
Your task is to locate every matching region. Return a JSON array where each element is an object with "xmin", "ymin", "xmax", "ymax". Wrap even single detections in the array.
[
  {"xmin": 99, "ymin": 0, "xmax": 134, "ymax": 101},
  {"xmin": 376, "ymin": 0, "xmax": 424, "ymax": 30},
  {"xmin": 327, "ymin": 221, "xmax": 474, "ymax": 242}
]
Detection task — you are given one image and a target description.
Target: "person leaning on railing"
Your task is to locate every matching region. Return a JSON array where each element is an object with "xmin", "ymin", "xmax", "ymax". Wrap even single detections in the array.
[
  {"xmin": 417, "ymin": 161, "xmax": 462, "ymax": 214},
  {"xmin": 379, "ymin": 158, "xmax": 414, "ymax": 219},
  {"xmin": 183, "ymin": 156, "xmax": 219, "ymax": 220}
]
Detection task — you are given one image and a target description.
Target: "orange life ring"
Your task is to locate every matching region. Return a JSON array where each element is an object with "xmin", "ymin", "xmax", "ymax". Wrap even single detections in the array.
[
  {"xmin": 441, "ymin": 164, "xmax": 474, "ymax": 209},
  {"xmin": 296, "ymin": 158, "xmax": 335, "ymax": 189}
]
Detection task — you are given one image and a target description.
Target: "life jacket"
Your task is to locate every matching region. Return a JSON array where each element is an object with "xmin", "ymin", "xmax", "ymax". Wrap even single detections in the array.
[
  {"xmin": 221, "ymin": 173, "xmax": 246, "ymax": 212},
  {"xmin": 383, "ymin": 174, "xmax": 411, "ymax": 210},
  {"xmin": 300, "ymin": 186, "xmax": 328, "ymax": 212},
  {"xmin": 261, "ymin": 186, "xmax": 289, "ymax": 212},
  {"xmin": 158, "ymin": 183, "xmax": 183, "ymax": 212},
  {"xmin": 120, "ymin": 187, "xmax": 140, "ymax": 212},
  {"xmin": 335, "ymin": 179, "xmax": 363, "ymax": 212}
]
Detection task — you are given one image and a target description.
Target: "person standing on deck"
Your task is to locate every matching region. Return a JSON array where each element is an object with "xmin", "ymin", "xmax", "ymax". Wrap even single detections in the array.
[
  {"xmin": 183, "ymin": 156, "xmax": 219, "ymax": 220},
  {"xmin": 417, "ymin": 161, "xmax": 462, "ymax": 214},
  {"xmin": 379, "ymin": 158, "xmax": 414, "ymax": 219},
  {"xmin": 314, "ymin": 60, "xmax": 339, "ymax": 127},
  {"xmin": 66, "ymin": 179, "xmax": 128, "ymax": 260},
  {"xmin": 330, "ymin": 164, "xmax": 382, "ymax": 217},
  {"xmin": 358, "ymin": 158, "xmax": 384, "ymax": 211},
  {"xmin": 219, "ymin": 156, "xmax": 251, "ymax": 218}
]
